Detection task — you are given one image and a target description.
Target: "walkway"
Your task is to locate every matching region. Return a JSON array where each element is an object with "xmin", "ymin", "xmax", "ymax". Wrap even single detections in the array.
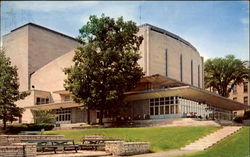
[
  {"xmin": 130, "ymin": 126, "xmax": 242, "ymax": 157},
  {"xmin": 181, "ymin": 126, "xmax": 242, "ymax": 151}
]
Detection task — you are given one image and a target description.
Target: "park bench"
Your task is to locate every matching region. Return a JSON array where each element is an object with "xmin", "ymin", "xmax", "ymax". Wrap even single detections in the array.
[
  {"xmin": 19, "ymin": 131, "xmax": 42, "ymax": 135},
  {"xmin": 22, "ymin": 139, "xmax": 78, "ymax": 154},
  {"xmin": 79, "ymin": 135, "xmax": 121, "ymax": 150}
]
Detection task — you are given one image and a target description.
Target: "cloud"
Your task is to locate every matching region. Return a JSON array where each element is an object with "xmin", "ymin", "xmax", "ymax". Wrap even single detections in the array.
[
  {"xmin": 9, "ymin": 1, "xmax": 99, "ymax": 12},
  {"xmin": 241, "ymin": 17, "xmax": 249, "ymax": 25}
]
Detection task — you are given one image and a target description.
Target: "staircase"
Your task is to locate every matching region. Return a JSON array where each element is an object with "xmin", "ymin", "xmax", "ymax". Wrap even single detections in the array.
[{"xmin": 181, "ymin": 126, "xmax": 242, "ymax": 151}]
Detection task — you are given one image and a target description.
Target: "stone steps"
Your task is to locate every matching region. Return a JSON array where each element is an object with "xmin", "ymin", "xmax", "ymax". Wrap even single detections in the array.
[{"xmin": 181, "ymin": 126, "xmax": 242, "ymax": 151}]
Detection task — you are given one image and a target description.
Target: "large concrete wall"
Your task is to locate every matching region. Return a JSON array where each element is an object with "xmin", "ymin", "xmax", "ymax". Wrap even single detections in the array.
[
  {"xmin": 30, "ymin": 50, "xmax": 75, "ymax": 102},
  {"xmin": 3, "ymin": 23, "xmax": 79, "ymax": 91},
  {"xmin": 3, "ymin": 27, "xmax": 29, "ymax": 91},
  {"xmin": 138, "ymin": 25, "xmax": 204, "ymax": 88}
]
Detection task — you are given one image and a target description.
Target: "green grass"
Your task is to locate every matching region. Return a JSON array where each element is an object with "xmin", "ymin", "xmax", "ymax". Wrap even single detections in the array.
[
  {"xmin": 177, "ymin": 127, "xmax": 250, "ymax": 157},
  {"xmin": 45, "ymin": 126, "xmax": 219, "ymax": 152}
]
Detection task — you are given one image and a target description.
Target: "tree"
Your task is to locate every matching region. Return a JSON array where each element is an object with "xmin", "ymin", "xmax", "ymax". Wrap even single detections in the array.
[
  {"xmin": 204, "ymin": 55, "xmax": 249, "ymax": 97},
  {"xmin": 0, "ymin": 49, "xmax": 29, "ymax": 129},
  {"xmin": 32, "ymin": 109, "xmax": 56, "ymax": 124},
  {"xmin": 64, "ymin": 14, "xmax": 144, "ymax": 124}
]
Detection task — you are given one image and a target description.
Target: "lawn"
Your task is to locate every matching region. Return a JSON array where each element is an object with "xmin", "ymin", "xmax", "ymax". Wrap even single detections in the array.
[
  {"xmin": 177, "ymin": 127, "xmax": 250, "ymax": 157},
  {"xmin": 45, "ymin": 126, "xmax": 219, "ymax": 152}
]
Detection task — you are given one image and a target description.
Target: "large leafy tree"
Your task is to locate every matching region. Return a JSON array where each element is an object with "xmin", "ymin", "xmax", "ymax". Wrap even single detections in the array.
[
  {"xmin": 204, "ymin": 55, "xmax": 249, "ymax": 97},
  {"xmin": 0, "ymin": 49, "xmax": 29, "ymax": 129},
  {"xmin": 64, "ymin": 14, "xmax": 144, "ymax": 124}
]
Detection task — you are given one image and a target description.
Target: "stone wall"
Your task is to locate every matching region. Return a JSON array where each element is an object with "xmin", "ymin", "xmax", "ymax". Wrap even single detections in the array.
[
  {"xmin": 0, "ymin": 143, "xmax": 36, "ymax": 157},
  {"xmin": 105, "ymin": 141, "xmax": 150, "ymax": 156},
  {"xmin": 0, "ymin": 135, "xmax": 63, "ymax": 146}
]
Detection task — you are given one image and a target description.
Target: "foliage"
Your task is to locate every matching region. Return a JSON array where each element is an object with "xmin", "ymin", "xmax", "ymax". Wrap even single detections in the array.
[
  {"xmin": 233, "ymin": 116, "xmax": 243, "ymax": 123},
  {"xmin": 26, "ymin": 123, "xmax": 54, "ymax": 131},
  {"xmin": 64, "ymin": 14, "xmax": 144, "ymax": 124},
  {"xmin": 0, "ymin": 49, "xmax": 29, "ymax": 129},
  {"xmin": 5, "ymin": 123, "xmax": 54, "ymax": 134},
  {"xmin": 177, "ymin": 127, "xmax": 250, "ymax": 157},
  {"xmin": 243, "ymin": 110, "xmax": 250, "ymax": 119},
  {"xmin": 5, "ymin": 124, "xmax": 28, "ymax": 134},
  {"xmin": 45, "ymin": 126, "xmax": 219, "ymax": 152},
  {"xmin": 204, "ymin": 55, "xmax": 249, "ymax": 97},
  {"xmin": 32, "ymin": 109, "xmax": 56, "ymax": 124}
]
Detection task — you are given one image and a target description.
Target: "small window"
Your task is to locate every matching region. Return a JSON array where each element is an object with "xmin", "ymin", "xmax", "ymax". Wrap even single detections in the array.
[
  {"xmin": 243, "ymin": 82, "xmax": 248, "ymax": 93},
  {"xmin": 64, "ymin": 95, "xmax": 70, "ymax": 101},
  {"xmin": 36, "ymin": 98, "xmax": 41, "ymax": 105},
  {"xmin": 244, "ymin": 97, "xmax": 248, "ymax": 105}
]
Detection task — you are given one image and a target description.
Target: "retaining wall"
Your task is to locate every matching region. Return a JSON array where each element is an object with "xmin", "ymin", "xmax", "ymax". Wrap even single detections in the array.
[
  {"xmin": 0, "ymin": 135, "xmax": 63, "ymax": 146},
  {"xmin": 0, "ymin": 143, "xmax": 36, "ymax": 157},
  {"xmin": 105, "ymin": 141, "xmax": 150, "ymax": 156}
]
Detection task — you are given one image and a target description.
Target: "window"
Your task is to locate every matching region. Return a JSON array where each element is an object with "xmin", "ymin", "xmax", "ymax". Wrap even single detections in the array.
[
  {"xmin": 244, "ymin": 97, "xmax": 248, "ymax": 105},
  {"xmin": 36, "ymin": 97, "xmax": 49, "ymax": 105},
  {"xmin": 165, "ymin": 49, "xmax": 168, "ymax": 76},
  {"xmin": 232, "ymin": 85, "xmax": 237, "ymax": 94},
  {"xmin": 191, "ymin": 60, "xmax": 193, "ymax": 85},
  {"xmin": 233, "ymin": 97, "xmax": 237, "ymax": 101},
  {"xmin": 56, "ymin": 108, "xmax": 71, "ymax": 122},
  {"xmin": 64, "ymin": 95, "xmax": 70, "ymax": 101},
  {"xmin": 243, "ymin": 82, "xmax": 248, "ymax": 93},
  {"xmin": 180, "ymin": 54, "xmax": 183, "ymax": 81},
  {"xmin": 149, "ymin": 97, "xmax": 179, "ymax": 116}
]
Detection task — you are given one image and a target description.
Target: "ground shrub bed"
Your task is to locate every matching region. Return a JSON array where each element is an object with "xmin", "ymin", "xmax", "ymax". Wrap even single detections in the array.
[
  {"xmin": 177, "ymin": 127, "xmax": 250, "ymax": 157},
  {"xmin": 45, "ymin": 126, "xmax": 219, "ymax": 152},
  {"xmin": 5, "ymin": 123, "xmax": 54, "ymax": 134}
]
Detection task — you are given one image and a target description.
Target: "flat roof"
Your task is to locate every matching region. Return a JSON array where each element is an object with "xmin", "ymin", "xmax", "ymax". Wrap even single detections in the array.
[
  {"xmin": 125, "ymin": 74, "xmax": 249, "ymax": 111},
  {"xmin": 25, "ymin": 101, "xmax": 81, "ymax": 110},
  {"xmin": 125, "ymin": 85, "xmax": 249, "ymax": 111},
  {"xmin": 9, "ymin": 23, "xmax": 78, "ymax": 42}
]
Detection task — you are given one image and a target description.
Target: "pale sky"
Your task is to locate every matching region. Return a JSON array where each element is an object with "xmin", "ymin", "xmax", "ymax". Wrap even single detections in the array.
[{"xmin": 1, "ymin": 1, "xmax": 249, "ymax": 61}]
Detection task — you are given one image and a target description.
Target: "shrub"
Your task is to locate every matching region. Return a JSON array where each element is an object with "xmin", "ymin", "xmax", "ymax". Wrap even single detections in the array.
[
  {"xmin": 31, "ymin": 109, "xmax": 56, "ymax": 124},
  {"xmin": 243, "ymin": 110, "xmax": 250, "ymax": 120},
  {"xmin": 233, "ymin": 116, "xmax": 243, "ymax": 123},
  {"xmin": 26, "ymin": 123, "xmax": 54, "ymax": 131},
  {"xmin": 5, "ymin": 124, "xmax": 28, "ymax": 134}
]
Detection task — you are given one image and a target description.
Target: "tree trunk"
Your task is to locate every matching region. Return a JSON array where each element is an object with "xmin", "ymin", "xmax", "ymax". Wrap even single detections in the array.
[
  {"xmin": 3, "ymin": 106, "xmax": 7, "ymax": 130},
  {"xmin": 99, "ymin": 109, "xmax": 104, "ymax": 125},
  {"xmin": 87, "ymin": 108, "xmax": 90, "ymax": 124}
]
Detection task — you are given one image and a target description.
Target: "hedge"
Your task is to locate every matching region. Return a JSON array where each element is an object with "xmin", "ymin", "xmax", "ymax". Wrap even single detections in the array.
[{"xmin": 5, "ymin": 123, "xmax": 54, "ymax": 134}]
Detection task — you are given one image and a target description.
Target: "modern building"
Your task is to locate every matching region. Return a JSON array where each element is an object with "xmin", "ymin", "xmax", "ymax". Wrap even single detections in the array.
[{"xmin": 3, "ymin": 23, "xmax": 249, "ymax": 124}]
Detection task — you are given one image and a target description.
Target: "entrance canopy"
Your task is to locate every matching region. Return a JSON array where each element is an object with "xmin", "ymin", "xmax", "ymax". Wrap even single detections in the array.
[
  {"xmin": 125, "ymin": 75, "xmax": 249, "ymax": 111},
  {"xmin": 25, "ymin": 101, "xmax": 81, "ymax": 110}
]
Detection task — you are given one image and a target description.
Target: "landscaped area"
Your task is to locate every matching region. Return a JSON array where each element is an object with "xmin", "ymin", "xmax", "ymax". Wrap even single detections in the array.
[
  {"xmin": 177, "ymin": 127, "xmax": 250, "ymax": 157},
  {"xmin": 45, "ymin": 126, "xmax": 220, "ymax": 152}
]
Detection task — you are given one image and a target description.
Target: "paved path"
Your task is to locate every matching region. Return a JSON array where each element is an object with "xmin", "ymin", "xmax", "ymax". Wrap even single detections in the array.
[{"xmin": 181, "ymin": 126, "xmax": 242, "ymax": 151}]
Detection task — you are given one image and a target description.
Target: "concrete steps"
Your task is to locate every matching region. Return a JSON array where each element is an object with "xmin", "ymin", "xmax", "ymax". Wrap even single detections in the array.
[{"xmin": 181, "ymin": 126, "xmax": 242, "ymax": 151}]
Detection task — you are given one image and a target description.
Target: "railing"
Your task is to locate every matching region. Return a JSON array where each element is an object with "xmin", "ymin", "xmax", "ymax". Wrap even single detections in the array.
[{"xmin": 36, "ymin": 100, "xmax": 73, "ymax": 105}]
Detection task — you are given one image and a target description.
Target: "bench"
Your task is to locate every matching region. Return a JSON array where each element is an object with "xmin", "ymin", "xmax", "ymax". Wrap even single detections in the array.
[
  {"xmin": 79, "ymin": 135, "xmax": 121, "ymax": 150},
  {"xmin": 19, "ymin": 131, "xmax": 41, "ymax": 135},
  {"xmin": 22, "ymin": 139, "xmax": 78, "ymax": 154}
]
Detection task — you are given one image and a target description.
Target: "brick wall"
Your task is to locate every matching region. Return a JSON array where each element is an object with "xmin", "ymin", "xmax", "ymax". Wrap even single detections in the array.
[
  {"xmin": 0, "ymin": 135, "xmax": 63, "ymax": 146},
  {"xmin": 0, "ymin": 143, "xmax": 36, "ymax": 157},
  {"xmin": 105, "ymin": 141, "xmax": 150, "ymax": 156}
]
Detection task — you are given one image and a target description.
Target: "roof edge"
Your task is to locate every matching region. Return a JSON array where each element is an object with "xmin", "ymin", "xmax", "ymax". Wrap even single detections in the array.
[{"xmin": 10, "ymin": 22, "xmax": 79, "ymax": 42}]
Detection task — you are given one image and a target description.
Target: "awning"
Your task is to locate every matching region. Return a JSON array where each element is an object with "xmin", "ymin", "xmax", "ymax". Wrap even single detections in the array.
[
  {"xmin": 125, "ymin": 86, "xmax": 249, "ymax": 111},
  {"xmin": 25, "ymin": 101, "xmax": 81, "ymax": 110}
]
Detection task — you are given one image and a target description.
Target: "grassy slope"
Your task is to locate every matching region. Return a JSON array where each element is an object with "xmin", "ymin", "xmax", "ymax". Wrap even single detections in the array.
[
  {"xmin": 178, "ymin": 127, "xmax": 250, "ymax": 157},
  {"xmin": 45, "ymin": 126, "xmax": 219, "ymax": 152}
]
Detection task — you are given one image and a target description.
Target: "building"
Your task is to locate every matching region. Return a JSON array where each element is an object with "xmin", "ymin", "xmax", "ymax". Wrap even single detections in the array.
[{"xmin": 3, "ymin": 23, "xmax": 249, "ymax": 124}]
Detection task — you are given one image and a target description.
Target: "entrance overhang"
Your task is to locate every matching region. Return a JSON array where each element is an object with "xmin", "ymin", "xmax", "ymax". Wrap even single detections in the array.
[
  {"xmin": 25, "ymin": 101, "xmax": 81, "ymax": 110},
  {"xmin": 125, "ymin": 85, "xmax": 249, "ymax": 111}
]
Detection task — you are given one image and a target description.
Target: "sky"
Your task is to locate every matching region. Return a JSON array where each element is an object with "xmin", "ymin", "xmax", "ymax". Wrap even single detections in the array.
[{"xmin": 1, "ymin": 1, "xmax": 249, "ymax": 61}]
